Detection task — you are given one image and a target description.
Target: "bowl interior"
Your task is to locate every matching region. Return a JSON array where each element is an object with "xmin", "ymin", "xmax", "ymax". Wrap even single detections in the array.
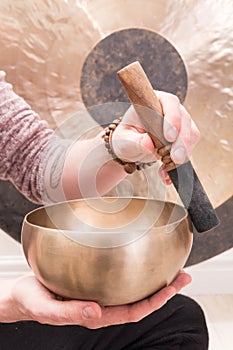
[{"xmin": 25, "ymin": 197, "xmax": 188, "ymax": 247}]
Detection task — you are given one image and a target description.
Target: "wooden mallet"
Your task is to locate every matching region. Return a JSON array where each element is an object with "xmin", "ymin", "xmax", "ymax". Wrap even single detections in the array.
[{"xmin": 117, "ymin": 61, "xmax": 219, "ymax": 233}]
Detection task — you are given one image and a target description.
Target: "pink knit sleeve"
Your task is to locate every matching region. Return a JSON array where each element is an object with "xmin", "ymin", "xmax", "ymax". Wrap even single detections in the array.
[{"xmin": 0, "ymin": 71, "xmax": 62, "ymax": 204}]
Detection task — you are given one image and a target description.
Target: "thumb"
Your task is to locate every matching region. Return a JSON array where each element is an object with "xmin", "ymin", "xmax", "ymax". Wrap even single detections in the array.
[
  {"xmin": 139, "ymin": 132, "xmax": 156, "ymax": 154},
  {"xmin": 42, "ymin": 299, "xmax": 102, "ymax": 325},
  {"xmin": 112, "ymin": 126, "xmax": 157, "ymax": 163},
  {"xmin": 137, "ymin": 132, "xmax": 159, "ymax": 163}
]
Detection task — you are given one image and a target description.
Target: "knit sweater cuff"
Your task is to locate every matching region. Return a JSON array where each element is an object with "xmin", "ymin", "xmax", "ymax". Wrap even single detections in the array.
[{"xmin": 0, "ymin": 72, "xmax": 66, "ymax": 203}]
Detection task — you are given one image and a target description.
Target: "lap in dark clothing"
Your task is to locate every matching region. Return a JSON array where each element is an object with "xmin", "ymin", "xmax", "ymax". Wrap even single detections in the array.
[{"xmin": 0, "ymin": 294, "xmax": 209, "ymax": 350}]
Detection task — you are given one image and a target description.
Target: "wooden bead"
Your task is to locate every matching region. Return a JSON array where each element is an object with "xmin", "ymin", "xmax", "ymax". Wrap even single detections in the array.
[
  {"xmin": 108, "ymin": 123, "xmax": 117, "ymax": 130},
  {"xmin": 112, "ymin": 119, "xmax": 121, "ymax": 125},
  {"xmin": 105, "ymin": 143, "xmax": 111, "ymax": 149},
  {"xmin": 165, "ymin": 161, "xmax": 176, "ymax": 172},
  {"xmin": 158, "ymin": 145, "xmax": 171, "ymax": 157},
  {"xmin": 104, "ymin": 135, "xmax": 110, "ymax": 142},
  {"xmin": 123, "ymin": 163, "xmax": 137, "ymax": 174},
  {"xmin": 162, "ymin": 154, "xmax": 172, "ymax": 164}
]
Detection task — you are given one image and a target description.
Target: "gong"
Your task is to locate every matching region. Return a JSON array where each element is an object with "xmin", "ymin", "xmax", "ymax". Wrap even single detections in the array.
[{"xmin": 0, "ymin": 0, "xmax": 232, "ymax": 265}]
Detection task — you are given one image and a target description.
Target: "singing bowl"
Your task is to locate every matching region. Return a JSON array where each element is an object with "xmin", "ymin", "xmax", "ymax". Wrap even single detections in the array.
[{"xmin": 21, "ymin": 197, "xmax": 193, "ymax": 306}]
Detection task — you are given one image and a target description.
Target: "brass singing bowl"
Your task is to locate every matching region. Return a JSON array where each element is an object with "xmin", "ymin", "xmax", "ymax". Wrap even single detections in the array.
[{"xmin": 22, "ymin": 197, "xmax": 192, "ymax": 306}]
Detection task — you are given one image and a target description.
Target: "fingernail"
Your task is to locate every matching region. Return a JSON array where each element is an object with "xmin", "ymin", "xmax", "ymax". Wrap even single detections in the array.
[
  {"xmin": 82, "ymin": 306, "xmax": 99, "ymax": 320},
  {"xmin": 172, "ymin": 147, "xmax": 186, "ymax": 163},
  {"xmin": 165, "ymin": 126, "xmax": 177, "ymax": 141}
]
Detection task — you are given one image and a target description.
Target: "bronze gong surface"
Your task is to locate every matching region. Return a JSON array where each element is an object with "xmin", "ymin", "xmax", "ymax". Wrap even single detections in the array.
[{"xmin": 0, "ymin": 0, "xmax": 232, "ymax": 264}]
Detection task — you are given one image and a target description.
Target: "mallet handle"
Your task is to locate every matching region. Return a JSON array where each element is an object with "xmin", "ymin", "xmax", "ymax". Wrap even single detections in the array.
[{"xmin": 117, "ymin": 61, "xmax": 219, "ymax": 233}]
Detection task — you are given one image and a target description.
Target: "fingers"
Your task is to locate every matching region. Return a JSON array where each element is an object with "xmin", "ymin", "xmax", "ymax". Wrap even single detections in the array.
[
  {"xmin": 126, "ymin": 271, "xmax": 192, "ymax": 323},
  {"xmin": 170, "ymin": 105, "xmax": 191, "ymax": 164},
  {"xmin": 80, "ymin": 270, "xmax": 192, "ymax": 329},
  {"xmin": 26, "ymin": 273, "xmax": 190, "ymax": 328},
  {"xmin": 131, "ymin": 270, "xmax": 192, "ymax": 317},
  {"xmin": 169, "ymin": 105, "xmax": 200, "ymax": 164},
  {"xmin": 36, "ymin": 271, "xmax": 190, "ymax": 328},
  {"xmin": 119, "ymin": 92, "xmax": 200, "ymax": 167},
  {"xmin": 14, "ymin": 272, "xmax": 191, "ymax": 329},
  {"xmin": 13, "ymin": 275, "xmax": 102, "ymax": 326},
  {"xmin": 157, "ymin": 91, "xmax": 200, "ymax": 164},
  {"xmin": 169, "ymin": 270, "xmax": 192, "ymax": 293},
  {"xmin": 156, "ymin": 91, "xmax": 181, "ymax": 142},
  {"xmin": 124, "ymin": 284, "xmax": 177, "ymax": 321}
]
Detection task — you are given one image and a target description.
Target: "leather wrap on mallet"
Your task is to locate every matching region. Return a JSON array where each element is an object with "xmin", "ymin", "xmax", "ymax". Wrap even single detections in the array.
[{"xmin": 117, "ymin": 61, "xmax": 219, "ymax": 233}]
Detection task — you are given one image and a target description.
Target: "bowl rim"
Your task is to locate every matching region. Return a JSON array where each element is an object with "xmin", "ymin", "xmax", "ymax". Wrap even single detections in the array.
[
  {"xmin": 21, "ymin": 196, "xmax": 190, "ymax": 249},
  {"xmin": 22, "ymin": 196, "xmax": 188, "ymax": 230}
]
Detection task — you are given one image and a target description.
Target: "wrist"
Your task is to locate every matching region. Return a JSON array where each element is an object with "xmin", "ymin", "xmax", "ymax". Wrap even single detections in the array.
[
  {"xmin": 102, "ymin": 117, "xmax": 136, "ymax": 174},
  {"xmin": 61, "ymin": 132, "xmax": 127, "ymax": 200}
]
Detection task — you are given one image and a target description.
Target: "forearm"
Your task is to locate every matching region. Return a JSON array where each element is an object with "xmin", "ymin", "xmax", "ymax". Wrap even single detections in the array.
[
  {"xmin": 0, "ymin": 73, "xmax": 53, "ymax": 203},
  {"xmin": 0, "ymin": 72, "xmax": 126, "ymax": 204},
  {"xmin": 61, "ymin": 132, "xmax": 127, "ymax": 200}
]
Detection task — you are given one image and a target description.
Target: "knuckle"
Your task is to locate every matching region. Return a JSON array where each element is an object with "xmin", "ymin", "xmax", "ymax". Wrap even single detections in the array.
[
  {"xmin": 165, "ymin": 113, "xmax": 180, "ymax": 125},
  {"xmin": 181, "ymin": 134, "xmax": 191, "ymax": 146},
  {"xmin": 172, "ymin": 94, "xmax": 180, "ymax": 103},
  {"xmin": 157, "ymin": 90, "xmax": 180, "ymax": 102},
  {"xmin": 167, "ymin": 92, "xmax": 180, "ymax": 103}
]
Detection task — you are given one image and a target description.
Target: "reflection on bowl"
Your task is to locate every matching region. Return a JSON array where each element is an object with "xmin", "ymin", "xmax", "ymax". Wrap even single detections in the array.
[{"xmin": 22, "ymin": 197, "xmax": 193, "ymax": 305}]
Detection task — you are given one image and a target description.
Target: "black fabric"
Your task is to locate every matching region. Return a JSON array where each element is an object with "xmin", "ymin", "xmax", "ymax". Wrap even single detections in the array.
[
  {"xmin": 0, "ymin": 180, "xmax": 39, "ymax": 242},
  {"xmin": 0, "ymin": 295, "xmax": 208, "ymax": 350}
]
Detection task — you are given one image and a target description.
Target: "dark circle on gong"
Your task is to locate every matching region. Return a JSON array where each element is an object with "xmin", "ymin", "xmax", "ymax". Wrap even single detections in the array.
[{"xmin": 81, "ymin": 28, "xmax": 188, "ymax": 125}]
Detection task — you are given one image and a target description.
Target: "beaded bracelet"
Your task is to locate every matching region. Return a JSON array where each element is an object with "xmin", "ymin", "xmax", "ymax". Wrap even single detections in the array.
[{"xmin": 102, "ymin": 117, "xmax": 155, "ymax": 174}]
